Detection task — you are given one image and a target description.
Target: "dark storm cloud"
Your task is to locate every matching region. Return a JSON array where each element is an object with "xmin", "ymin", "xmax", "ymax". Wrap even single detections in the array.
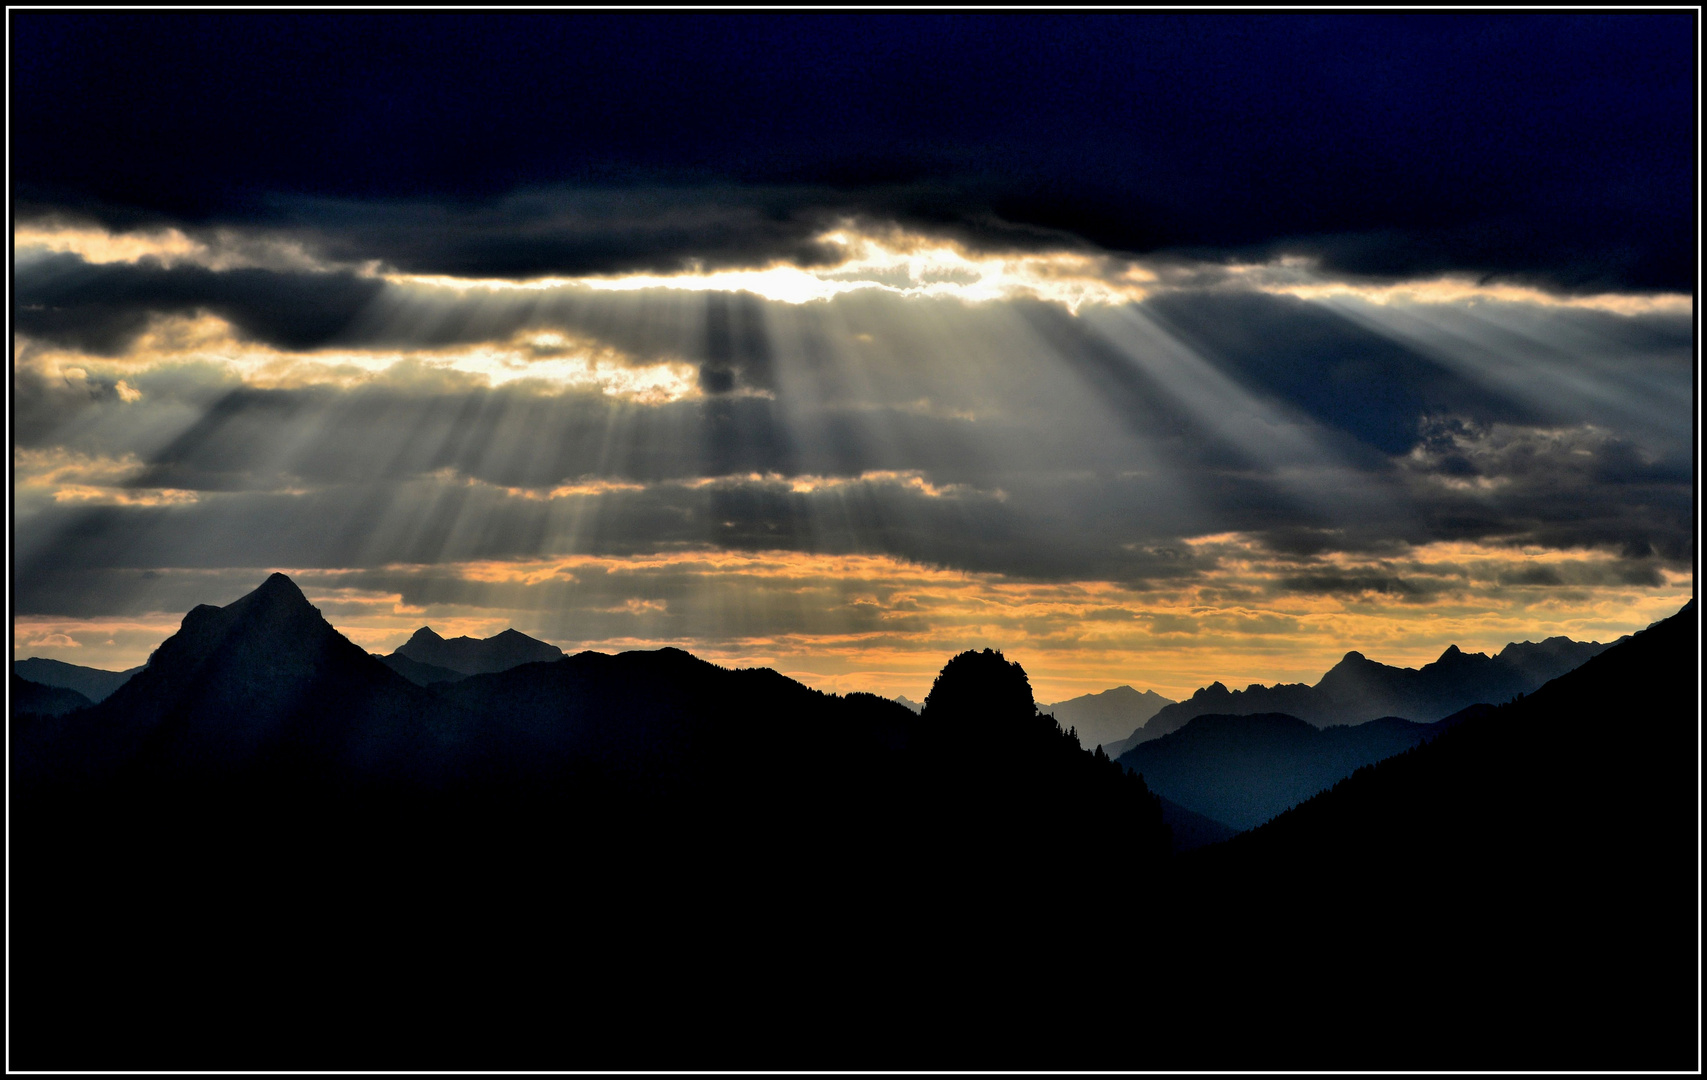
[
  {"xmin": 13, "ymin": 11, "xmax": 1692, "ymax": 291},
  {"xmin": 14, "ymin": 253, "xmax": 384, "ymax": 355},
  {"xmin": 287, "ymin": 189, "xmax": 850, "ymax": 279},
  {"xmin": 1396, "ymin": 419, "xmax": 1694, "ymax": 564},
  {"xmin": 277, "ymin": 187, "xmax": 1068, "ymax": 280}
]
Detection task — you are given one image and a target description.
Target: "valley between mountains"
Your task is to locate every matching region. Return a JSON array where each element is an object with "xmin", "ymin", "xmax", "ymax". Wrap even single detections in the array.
[{"xmin": 9, "ymin": 574, "xmax": 1699, "ymax": 1070}]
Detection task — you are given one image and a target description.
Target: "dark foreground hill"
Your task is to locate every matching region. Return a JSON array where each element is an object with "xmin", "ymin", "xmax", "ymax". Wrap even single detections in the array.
[
  {"xmin": 12, "ymin": 577, "xmax": 1171, "ymax": 1071},
  {"xmin": 1154, "ymin": 600, "xmax": 1698, "ymax": 1070},
  {"xmin": 9, "ymin": 576, "xmax": 1694, "ymax": 1070},
  {"xmin": 1128, "ymin": 634, "xmax": 1612, "ymax": 746},
  {"xmin": 12, "ymin": 674, "xmax": 93, "ymax": 718}
]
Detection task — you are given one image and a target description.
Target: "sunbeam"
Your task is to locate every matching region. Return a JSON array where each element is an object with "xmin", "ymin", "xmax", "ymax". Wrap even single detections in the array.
[{"xmin": 14, "ymin": 216, "xmax": 1693, "ymax": 700}]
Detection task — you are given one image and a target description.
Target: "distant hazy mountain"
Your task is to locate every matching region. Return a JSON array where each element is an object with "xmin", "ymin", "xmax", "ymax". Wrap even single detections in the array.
[
  {"xmin": 13, "ymin": 675, "xmax": 94, "ymax": 718},
  {"xmin": 1120, "ymin": 712, "xmax": 1442, "ymax": 831},
  {"xmin": 1044, "ymin": 685, "xmax": 1176, "ymax": 753},
  {"xmin": 1127, "ymin": 635, "xmax": 1611, "ymax": 748},
  {"xmin": 894, "ymin": 694, "xmax": 922, "ymax": 714},
  {"xmin": 375, "ymin": 652, "xmax": 467, "ymax": 687},
  {"xmin": 13, "ymin": 658, "xmax": 144, "ymax": 703},
  {"xmin": 391, "ymin": 626, "xmax": 563, "ymax": 676}
]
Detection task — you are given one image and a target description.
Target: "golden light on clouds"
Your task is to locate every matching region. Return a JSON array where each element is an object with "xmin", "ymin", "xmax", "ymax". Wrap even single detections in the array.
[
  {"xmin": 22, "ymin": 540, "xmax": 1687, "ymax": 705},
  {"xmin": 14, "ymin": 221, "xmax": 332, "ymax": 273},
  {"xmin": 14, "ymin": 448, "xmax": 200, "ymax": 508},
  {"xmin": 384, "ymin": 227, "xmax": 1156, "ymax": 311},
  {"xmin": 14, "ymin": 219, "xmax": 1692, "ymax": 707},
  {"xmin": 17, "ymin": 220, "xmax": 1691, "ymax": 317},
  {"xmin": 15, "ymin": 315, "xmax": 703, "ymax": 402},
  {"xmin": 1232, "ymin": 257, "xmax": 1694, "ymax": 316}
]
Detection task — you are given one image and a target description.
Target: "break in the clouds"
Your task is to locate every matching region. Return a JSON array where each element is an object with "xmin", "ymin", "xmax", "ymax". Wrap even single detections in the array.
[{"xmin": 10, "ymin": 12, "xmax": 1694, "ymax": 700}]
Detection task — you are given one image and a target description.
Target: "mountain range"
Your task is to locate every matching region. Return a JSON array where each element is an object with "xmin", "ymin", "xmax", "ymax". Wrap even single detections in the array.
[
  {"xmin": 13, "ymin": 573, "xmax": 1177, "ymax": 1069},
  {"xmin": 388, "ymin": 624, "xmax": 564, "ymax": 674},
  {"xmin": 1117, "ymin": 634, "xmax": 1613, "ymax": 751},
  {"xmin": 14, "ymin": 624, "xmax": 569, "ymax": 704},
  {"xmin": 8, "ymin": 573, "xmax": 1694, "ymax": 1070},
  {"xmin": 1165, "ymin": 600, "xmax": 1697, "ymax": 1069}
]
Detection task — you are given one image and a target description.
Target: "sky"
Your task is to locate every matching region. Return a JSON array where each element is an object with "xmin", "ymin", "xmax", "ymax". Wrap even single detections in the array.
[{"xmin": 9, "ymin": 11, "xmax": 1696, "ymax": 703}]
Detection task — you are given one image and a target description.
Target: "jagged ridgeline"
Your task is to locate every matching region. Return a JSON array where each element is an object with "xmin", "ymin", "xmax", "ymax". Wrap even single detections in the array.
[
  {"xmin": 9, "ymin": 575, "xmax": 1696, "ymax": 1071},
  {"xmin": 12, "ymin": 574, "xmax": 1170, "ymax": 1071}
]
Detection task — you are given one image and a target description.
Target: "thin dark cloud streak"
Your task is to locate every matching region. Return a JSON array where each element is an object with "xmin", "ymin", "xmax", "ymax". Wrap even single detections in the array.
[{"xmin": 15, "ymin": 253, "xmax": 385, "ymax": 355}]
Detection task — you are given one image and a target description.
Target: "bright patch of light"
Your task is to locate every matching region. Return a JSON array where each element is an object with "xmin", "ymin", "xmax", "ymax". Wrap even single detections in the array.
[
  {"xmin": 388, "ymin": 227, "xmax": 1156, "ymax": 311},
  {"xmin": 14, "ymin": 222, "xmax": 331, "ymax": 273},
  {"xmin": 1232, "ymin": 258, "xmax": 1692, "ymax": 316},
  {"xmin": 672, "ymin": 470, "xmax": 993, "ymax": 500},
  {"xmin": 17, "ymin": 316, "xmax": 702, "ymax": 403},
  {"xmin": 51, "ymin": 485, "xmax": 200, "ymax": 506}
]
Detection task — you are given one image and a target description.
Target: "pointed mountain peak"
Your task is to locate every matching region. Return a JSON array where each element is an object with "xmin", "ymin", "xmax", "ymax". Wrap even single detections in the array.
[
  {"xmin": 224, "ymin": 572, "xmax": 318, "ymax": 621},
  {"xmin": 404, "ymin": 626, "xmax": 445, "ymax": 647},
  {"xmin": 256, "ymin": 571, "xmax": 304, "ymax": 596},
  {"xmin": 1438, "ymin": 643, "xmax": 1463, "ymax": 659},
  {"xmin": 1339, "ymin": 650, "xmax": 1367, "ymax": 664},
  {"xmin": 1198, "ymin": 681, "xmax": 1231, "ymax": 697}
]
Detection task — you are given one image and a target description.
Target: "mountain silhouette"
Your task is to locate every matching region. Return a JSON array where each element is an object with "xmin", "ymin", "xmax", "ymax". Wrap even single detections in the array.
[
  {"xmin": 13, "ymin": 674, "xmax": 94, "ymax": 718},
  {"xmin": 1043, "ymin": 684, "xmax": 1176, "ymax": 754},
  {"xmin": 12, "ymin": 572, "xmax": 1689, "ymax": 1071},
  {"xmin": 14, "ymin": 579, "xmax": 1174, "ymax": 1074},
  {"xmin": 893, "ymin": 694, "xmax": 922, "ymax": 713},
  {"xmin": 13, "ymin": 657, "xmax": 144, "ymax": 702},
  {"xmin": 13, "ymin": 573, "xmax": 434, "ymax": 789},
  {"xmin": 391, "ymin": 625, "xmax": 563, "ymax": 675},
  {"xmin": 1159, "ymin": 599, "xmax": 1697, "ymax": 1069},
  {"xmin": 1125, "ymin": 634, "xmax": 1611, "ymax": 747}
]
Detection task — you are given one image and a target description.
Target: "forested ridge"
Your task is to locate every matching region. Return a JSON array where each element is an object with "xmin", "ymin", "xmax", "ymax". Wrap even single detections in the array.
[{"xmin": 8, "ymin": 577, "xmax": 1697, "ymax": 1070}]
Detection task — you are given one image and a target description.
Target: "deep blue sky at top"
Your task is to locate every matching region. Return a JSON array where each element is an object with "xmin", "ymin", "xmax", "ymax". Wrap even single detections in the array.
[{"xmin": 12, "ymin": 10, "xmax": 1696, "ymax": 291}]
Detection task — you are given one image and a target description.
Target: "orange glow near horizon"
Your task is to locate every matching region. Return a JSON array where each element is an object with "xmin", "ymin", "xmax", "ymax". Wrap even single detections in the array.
[
  {"xmin": 17, "ymin": 220, "xmax": 1689, "ymax": 317},
  {"xmin": 15, "ymin": 543, "xmax": 1691, "ymax": 705}
]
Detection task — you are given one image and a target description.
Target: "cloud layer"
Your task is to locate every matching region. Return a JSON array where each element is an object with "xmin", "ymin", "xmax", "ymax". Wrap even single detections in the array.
[{"xmin": 11, "ymin": 14, "xmax": 1694, "ymax": 697}]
